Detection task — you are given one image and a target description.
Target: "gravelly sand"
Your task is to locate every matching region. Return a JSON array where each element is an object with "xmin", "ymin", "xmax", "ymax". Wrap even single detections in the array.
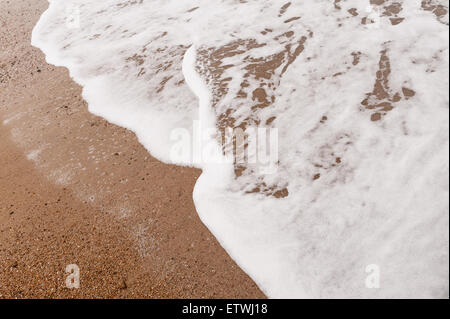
[{"xmin": 0, "ymin": 0, "xmax": 265, "ymax": 299}]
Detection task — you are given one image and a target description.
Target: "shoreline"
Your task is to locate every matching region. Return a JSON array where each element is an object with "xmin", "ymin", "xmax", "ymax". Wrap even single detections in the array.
[{"xmin": 0, "ymin": 0, "xmax": 265, "ymax": 298}]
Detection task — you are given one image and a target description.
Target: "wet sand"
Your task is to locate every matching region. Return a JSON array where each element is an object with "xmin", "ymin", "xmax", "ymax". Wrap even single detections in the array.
[{"xmin": 0, "ymin": 0, "xmax": 264, "ymax": 298}]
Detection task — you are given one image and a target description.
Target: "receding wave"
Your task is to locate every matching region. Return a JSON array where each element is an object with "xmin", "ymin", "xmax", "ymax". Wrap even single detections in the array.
[{"xmin": 32, "ymin": 0, "xmax": 449, "ymax": 298}]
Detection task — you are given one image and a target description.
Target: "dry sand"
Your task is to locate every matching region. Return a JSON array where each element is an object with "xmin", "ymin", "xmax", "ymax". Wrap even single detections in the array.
[{"xmin": 0, "ymin": 0, "xmax": 264, "ymax": 298}]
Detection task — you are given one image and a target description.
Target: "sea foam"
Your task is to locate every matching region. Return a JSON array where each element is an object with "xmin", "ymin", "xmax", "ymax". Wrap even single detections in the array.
[{"xmin": 32, "ymin": 0, "xmax": 449, "ymax": 298}]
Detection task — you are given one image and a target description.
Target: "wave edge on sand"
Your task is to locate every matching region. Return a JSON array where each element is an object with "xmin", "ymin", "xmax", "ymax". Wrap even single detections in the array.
[{"xmin": 31, "ymin": 0, "xmax": 449, "ymax": 298}]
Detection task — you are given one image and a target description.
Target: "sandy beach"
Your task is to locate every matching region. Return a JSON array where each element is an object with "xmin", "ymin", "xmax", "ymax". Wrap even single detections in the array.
[
  {"xmin": 0, "ymin": 0, "xmax": 264, "ymax": 298},
  {"xmin": 1, "ymin": 0, "xmax": 448, "ymax": 300}
]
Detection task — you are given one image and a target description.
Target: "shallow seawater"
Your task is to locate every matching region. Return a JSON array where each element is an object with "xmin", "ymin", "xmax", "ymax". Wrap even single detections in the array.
[{"xmin": 32, "ymin": 0, "xmax": 449, "ymax": 298}]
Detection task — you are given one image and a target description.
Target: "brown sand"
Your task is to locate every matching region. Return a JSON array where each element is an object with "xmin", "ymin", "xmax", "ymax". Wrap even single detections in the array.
[{"xmin": 0, "ymin": 0, "xmax": 265, "ymax": 298}]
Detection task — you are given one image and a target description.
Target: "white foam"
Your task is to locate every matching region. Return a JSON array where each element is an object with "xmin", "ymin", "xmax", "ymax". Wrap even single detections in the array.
[{"xmin": 32, "ymin": 0, "xmax": 449, "ymax": 298}]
